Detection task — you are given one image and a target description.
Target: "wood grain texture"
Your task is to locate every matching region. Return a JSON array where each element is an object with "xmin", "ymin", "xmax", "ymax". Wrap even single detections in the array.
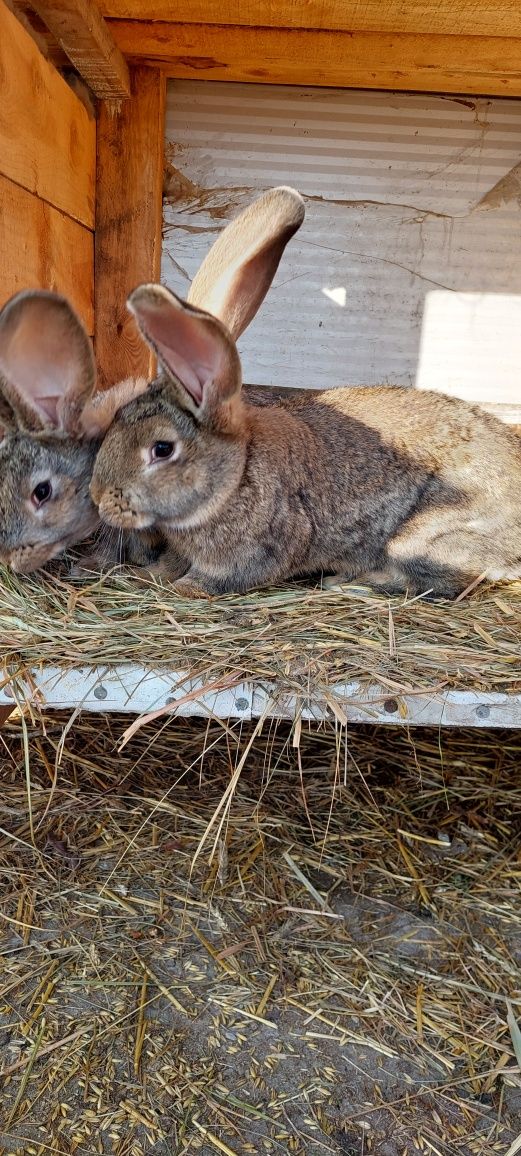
[
  {"xmin": 95, "ymin": 66, "xmax": 165, "ymax": 389},
  {"xmin": 102, "ymin": 0, "xmax": 521, "ymax": 39},
  {"xmin": 0, "ymin": 173, "xmax": 94, "ymax": 333},
  {"xmin": 109, "ymin": 21, "xmax": 521, "ymax": 97},
  {"xmin": 29, "ymin": 0, "xmax": 130, "ymax": 98},
  {"xmin": 0, "ymin": 0, "xmax": 95, "ymax": 226}
]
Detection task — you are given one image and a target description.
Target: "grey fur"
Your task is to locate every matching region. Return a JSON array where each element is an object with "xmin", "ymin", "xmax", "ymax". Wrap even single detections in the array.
[{"xmin": 0, "ymin": 290, "xmax": 167, "ymax": 573}]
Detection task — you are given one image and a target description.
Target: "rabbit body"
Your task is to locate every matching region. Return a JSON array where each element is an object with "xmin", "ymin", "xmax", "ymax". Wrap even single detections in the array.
[
  {"xmin": 87, "ymin": 184, "xmax": 521, "ymax": 599},
  {"xmin": 92, "ymin": 370, "xmax": 521, "ymax": 598}
]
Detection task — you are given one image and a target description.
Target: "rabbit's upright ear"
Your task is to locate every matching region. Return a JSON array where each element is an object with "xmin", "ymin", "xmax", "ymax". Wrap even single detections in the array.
[
  {"xmin": 128, "ymin": 284, "xmax": 241, "ymax": 426},
  {"xmin": 0, "ymin": 290, "xmax": 96, "ymax": 435},
  {"xmin": 188, "ymin": 186, "xmax": 305, "ymax": 340}
]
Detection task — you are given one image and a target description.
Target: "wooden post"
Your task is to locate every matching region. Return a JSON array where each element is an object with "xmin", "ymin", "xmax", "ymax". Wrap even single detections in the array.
[{"xmin": 95, "ymin": 66, "xmax": 166, "ymax": 389}]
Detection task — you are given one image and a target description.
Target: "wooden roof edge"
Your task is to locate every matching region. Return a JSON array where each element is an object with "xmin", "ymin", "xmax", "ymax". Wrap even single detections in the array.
[{"xmin": 27, "ymin": 0, "xmax": 131, "ymax": 99}]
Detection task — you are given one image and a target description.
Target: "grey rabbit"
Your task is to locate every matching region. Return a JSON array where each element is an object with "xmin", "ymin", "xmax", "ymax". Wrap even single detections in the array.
[{"xmin": 0, "ymin": 289, "xmax": 170, "ymax": 573}]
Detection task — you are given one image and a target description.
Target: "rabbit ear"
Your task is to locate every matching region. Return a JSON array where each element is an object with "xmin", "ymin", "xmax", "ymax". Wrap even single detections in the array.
[
  {"xmin": 0, "ymin": 393, "xmax": 17, "ymax": 441},
  {"xmin": 187, "ymin": 186, "xmax": 305, "ymax": 340},
  {"xmin": 80, "ymin": 376, "xmax": 150, "ymax": 438},
  {"xmin": 0, "ymin": 290, "xmax": 96, "ymax": 435},
  {"xmin": 128, "ymin": 284, "xmax": 242, "ymax": 424}
]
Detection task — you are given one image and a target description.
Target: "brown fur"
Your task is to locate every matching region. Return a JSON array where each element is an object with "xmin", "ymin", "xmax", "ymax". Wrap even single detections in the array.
[{"xmin": 89, "ymin": 188, "xmax": 521, "ymax": 599}]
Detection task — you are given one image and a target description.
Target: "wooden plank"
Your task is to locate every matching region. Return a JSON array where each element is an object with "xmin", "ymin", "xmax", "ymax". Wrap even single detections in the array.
[
  {"xmin": 0, "ymin": 173, "xmax": 94, "ymax": 334},
  {"xmin": 29, "ymin": 0, "xmax": 130, "ymax": 99},
  {"xmin": 95, "ymin": 66, "xmax": 165, "ymax": 389},
  {"xmin": 2, "ymin": 664, "xmax": 521, "ymax": 727},
  {"xmin": 0, "ymin": 0, "xmax": 95, "ymax": 227},
  {"xmin": 109, "ymin": 22, "xmax": 521, "ymax": 97},
  {"xmin": 101, "ymin": 0, "xmax": 521, "ymax": 40},
  {"xmin": 481, "ymin": 405, "xmax": 521, "ymax": 426}
]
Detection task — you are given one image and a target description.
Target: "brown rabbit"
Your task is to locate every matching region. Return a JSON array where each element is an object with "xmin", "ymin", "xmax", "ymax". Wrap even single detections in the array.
[
  {"xmin": 90, "ymin": 186, "xmax": 521, "ymax": 600},
  {"xmin": 0, "ymin": 289, "xmax": 169, "ymax": 573}
]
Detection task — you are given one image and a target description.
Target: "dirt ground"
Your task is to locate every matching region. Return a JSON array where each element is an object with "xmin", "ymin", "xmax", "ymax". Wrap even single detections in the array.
[{"xmin": 0, "ymin": 714, "xmax": 520, "ymax": 1155}]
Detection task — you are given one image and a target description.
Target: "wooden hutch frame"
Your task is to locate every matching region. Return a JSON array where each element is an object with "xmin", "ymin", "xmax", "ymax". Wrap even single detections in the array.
[{"xmin": 1, "ymin": 0, "xmax": 521, "ymax": 727}]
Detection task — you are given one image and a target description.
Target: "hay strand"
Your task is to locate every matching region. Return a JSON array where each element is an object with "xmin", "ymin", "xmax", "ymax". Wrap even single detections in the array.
[{"xmin": 1, "ymin": 565, "xmax": 521, "ymax": 702}]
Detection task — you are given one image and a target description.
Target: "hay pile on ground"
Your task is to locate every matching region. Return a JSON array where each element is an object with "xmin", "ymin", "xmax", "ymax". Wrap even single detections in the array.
[
  {"xmin": 1, "ymin": 566, "xmax": 521, "ymax": 699},
  {"xmin": 0, "ymin": 713, "xmax": 521, "ymax": 1154}
]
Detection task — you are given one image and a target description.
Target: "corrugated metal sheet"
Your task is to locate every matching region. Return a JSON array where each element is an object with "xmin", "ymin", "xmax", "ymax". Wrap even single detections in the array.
[{"xmin": 163, "ymin": 81, "xmax": 521, "ymax": 392}]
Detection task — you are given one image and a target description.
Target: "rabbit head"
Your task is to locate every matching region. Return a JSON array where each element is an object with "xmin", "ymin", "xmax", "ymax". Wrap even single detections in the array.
[
  {"xmin": 0, "ymin": 290, "xmax": 146, "ymax": 573},
  {"xmin": 90, "ymin": 187, "xmax": 305, "ymax": 536}
]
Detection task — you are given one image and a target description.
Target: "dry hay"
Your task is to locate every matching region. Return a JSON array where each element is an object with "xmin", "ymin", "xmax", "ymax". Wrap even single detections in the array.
[
  {"xmin": 0, "ymin": 712, "xmax": 521, "ymax": 1154},
  {"xmin": 1, "ymin": 566, "xmax": 521, "ymax": 703}
]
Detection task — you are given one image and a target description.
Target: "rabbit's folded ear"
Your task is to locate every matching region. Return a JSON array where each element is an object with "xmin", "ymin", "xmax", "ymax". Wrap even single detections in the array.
[
  {"xmin": 0, "ymin": 393, "xmax": 17, "ymax": 442},
  {"xmin": 80, "ymin": 376, "xmax": 151, "ymax": 438},
  {"xmin": 188, "ymin": 186, "xmax": 305, "ymax": 340},
  {"xmin": 128, "ymin": 284, "xmax": 241, "ymax": 425},
  {"xmin": 0, "ymin": 290, "xmax": 96, "ymax": 435}
]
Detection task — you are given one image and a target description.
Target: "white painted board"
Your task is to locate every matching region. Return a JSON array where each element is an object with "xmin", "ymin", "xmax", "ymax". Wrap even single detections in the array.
[
  {"xmin": 2, "ymin": 667, "xmax": 521, "ymax": 727},
  {"xmin": 163, "ymin": 82, "xmax": 521, "ymax": 396}
]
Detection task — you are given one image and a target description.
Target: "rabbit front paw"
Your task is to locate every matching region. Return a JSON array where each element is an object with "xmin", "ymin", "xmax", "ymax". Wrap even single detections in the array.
[{"xmin": 173, "ymin": 573, "xmax": 213, "ymax": 600}]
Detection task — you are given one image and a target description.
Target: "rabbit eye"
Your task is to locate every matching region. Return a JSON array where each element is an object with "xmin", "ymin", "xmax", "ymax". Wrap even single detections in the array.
[
  {"xmin": 31, "ymin": 481, "xmax": 53, "ymax": 508},
  {"xmin": 151, "ymin": 441, "xmax": 175, "ymax": 461}
]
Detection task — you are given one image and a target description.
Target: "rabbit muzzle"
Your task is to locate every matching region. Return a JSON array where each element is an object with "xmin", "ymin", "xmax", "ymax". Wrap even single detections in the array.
[
  {"xmin": 6, "ymin": 533, "xmax": 88, "ymax": 574},
  {"xmin": 95, "ymin": 486, "xmax": 155, "ymax": 531}
]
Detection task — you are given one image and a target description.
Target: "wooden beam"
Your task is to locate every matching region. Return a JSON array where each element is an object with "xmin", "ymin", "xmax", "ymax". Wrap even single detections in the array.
[
  {"xmin": 29, "ymin": 0, "xmax": 130, "ymax": 99},
  {"xmin": 0, "ymin": 173, "xmax": 94, "ymax": 333},
  {"xmin": 0, "ymin": 0, "xmax": 95, "ymax": 227},
  {"xmin": 95, "ymin": 66, "xmax": 165, "ymax": 389},
  {"xmin": 109, "ymin": 21, "xmax": 521, "ymax": 98},
  {"xmin": 101, "ymin": 0, "xmax": 521, "ymax": 40}
]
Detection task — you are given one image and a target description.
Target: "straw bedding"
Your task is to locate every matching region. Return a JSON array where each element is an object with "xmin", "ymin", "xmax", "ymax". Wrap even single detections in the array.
[
  {"xmin": 0, "ymin": 712, "xmax": 521, "ymax": 1154},
  {"xmin": 1, "ymin": 565, "xmax": 521, "ymax": 700}
]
